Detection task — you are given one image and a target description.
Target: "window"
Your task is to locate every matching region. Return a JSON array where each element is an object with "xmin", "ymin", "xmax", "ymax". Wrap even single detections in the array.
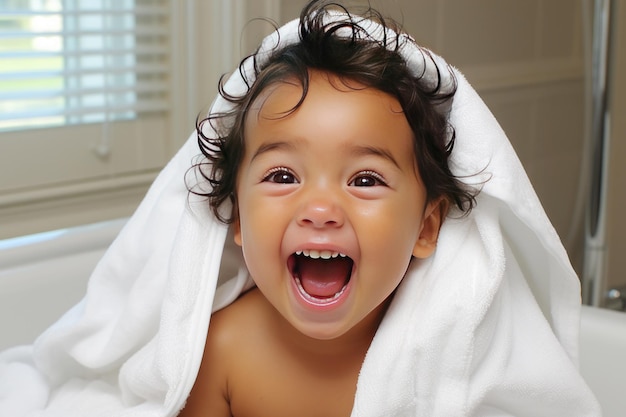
[
  {"xmin": 0, "ymin": 0, "xmax": 181, "ymax": 238},
  {"xmin": 0, "ymin": 0, "xmax": 169, "ymax": 132}
]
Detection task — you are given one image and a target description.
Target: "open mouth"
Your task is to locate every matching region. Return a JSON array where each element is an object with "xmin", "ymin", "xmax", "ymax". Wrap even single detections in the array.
[{"xmin": 288, "ymin": 250, "xmax": 354, "ymax": 305}]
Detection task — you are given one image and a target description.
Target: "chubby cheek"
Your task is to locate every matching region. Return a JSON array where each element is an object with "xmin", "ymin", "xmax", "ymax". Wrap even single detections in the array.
[
  {"xmin": 361, "ymin": 198, "xmax": 422, "ymax": 252},
  {"xmin": 234, "ymin": 198, "xmax": 286, "ymax": 279},
  {"xmin": 355, "ymin": 204, "xmax": 422, "ymax": 290}
]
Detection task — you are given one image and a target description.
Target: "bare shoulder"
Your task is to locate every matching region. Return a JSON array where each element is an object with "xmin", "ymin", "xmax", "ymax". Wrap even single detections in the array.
[
  {"xmin": 208, "ymin": 288, "xmax": 274, "ymax": 350},
  {"xmin": 178, "ymin": 289, "xmax": 269, "ymax": 417}
]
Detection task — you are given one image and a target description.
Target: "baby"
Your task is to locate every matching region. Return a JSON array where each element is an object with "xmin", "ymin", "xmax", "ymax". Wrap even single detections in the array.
[
  {"xmin": 0, "ymin": 1, "xmax": 601, "ymax": 416},
  {"xmin": 181, "ymin": 1, "xmax": 476, "ymax": 416}
]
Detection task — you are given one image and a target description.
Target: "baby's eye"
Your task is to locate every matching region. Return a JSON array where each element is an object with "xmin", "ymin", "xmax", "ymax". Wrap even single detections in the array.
[
  {"xmin": 262, "ymin": 167, "xmax": 298, "ymax": 184},
  {"xmin": 349, "ymin": 171, "xmax": 387, "ymax": 187}
]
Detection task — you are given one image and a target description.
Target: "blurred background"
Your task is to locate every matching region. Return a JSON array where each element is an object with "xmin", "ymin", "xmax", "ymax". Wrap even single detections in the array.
[{"xmin": 0, "ymin": 0, "xmax": 624, "ymax": 308}]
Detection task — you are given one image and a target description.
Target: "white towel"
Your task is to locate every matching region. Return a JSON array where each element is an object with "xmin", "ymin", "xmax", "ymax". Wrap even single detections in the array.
[{"xmin": 0, "ymin": 11, "xmax": 600, "ymax": 417}]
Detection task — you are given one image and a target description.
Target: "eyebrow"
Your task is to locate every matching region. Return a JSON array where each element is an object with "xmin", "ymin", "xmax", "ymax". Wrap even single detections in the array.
[
  {"xmin": 250, "ymin": 140, "xmax": 403, "ymax": 170},
  {"xmin": 348, "ymin": 145, "xmax": 402, "ymax": 169},
  {"xmin": 250, "ymin": 140, "xmax": 299, "ymax": 162}
]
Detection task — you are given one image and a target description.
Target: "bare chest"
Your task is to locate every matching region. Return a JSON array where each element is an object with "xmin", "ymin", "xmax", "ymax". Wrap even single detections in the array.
[{"xmin": 228, "ymin": 343, "xmax": 364, "ymax": 417}]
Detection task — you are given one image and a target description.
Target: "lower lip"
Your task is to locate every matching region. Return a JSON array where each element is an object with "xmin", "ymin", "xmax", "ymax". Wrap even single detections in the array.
[{"xmin": 289, "ymin": 274, "xmax": 353, "ymax": 313}]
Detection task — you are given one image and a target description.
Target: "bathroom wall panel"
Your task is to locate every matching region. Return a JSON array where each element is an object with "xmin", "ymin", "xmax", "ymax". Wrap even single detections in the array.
[
  {"xmin": 441, "ymin": 0, "xmax": 538, "ymax": 67},
  {"xmin": 538, "ymin": 1, "xmax": 581, "ymax": 60}
]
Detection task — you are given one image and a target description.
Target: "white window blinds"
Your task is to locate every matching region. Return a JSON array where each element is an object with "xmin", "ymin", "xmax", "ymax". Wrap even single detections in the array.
[{"xmin": 0, "ymin": 0, "xmax": 170, "ymax": 132}]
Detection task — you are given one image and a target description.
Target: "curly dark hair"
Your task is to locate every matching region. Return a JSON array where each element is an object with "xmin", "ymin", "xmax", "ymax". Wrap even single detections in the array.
[{"xmin": 191, "ymin": 0, "xmax": 478, "ymax": 223}]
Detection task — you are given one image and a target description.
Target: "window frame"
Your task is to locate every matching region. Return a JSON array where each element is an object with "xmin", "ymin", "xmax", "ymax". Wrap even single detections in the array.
[
  {"xmin": 0, "ymin": 1, "xmax": 187, "ymax": 239},
  {"xmin": 0, "ymin": 0, "xmax": 283, "ymax": 239}
]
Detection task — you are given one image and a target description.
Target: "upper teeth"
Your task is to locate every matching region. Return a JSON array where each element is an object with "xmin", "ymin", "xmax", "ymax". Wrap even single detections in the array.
[{"xmin": 296, "ymin": 249, "xmax": 347, "ymax": 259}]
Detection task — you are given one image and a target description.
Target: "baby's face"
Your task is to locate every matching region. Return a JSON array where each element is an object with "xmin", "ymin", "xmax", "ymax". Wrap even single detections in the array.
[{"xmin": 234, "ymin": 70, "xmax": 442, "ymax": 340}]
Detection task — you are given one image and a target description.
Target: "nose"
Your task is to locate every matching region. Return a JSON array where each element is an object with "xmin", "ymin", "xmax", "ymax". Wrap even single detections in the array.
[{"xmin": 296, "ymin": 195, "xmax": 345, "ymax": 229}]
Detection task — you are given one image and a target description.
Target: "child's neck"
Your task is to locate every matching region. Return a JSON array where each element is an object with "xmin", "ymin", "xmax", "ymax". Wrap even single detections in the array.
[{"xmin": 272, "ymin": 296, "xmax": 392, "ymax": 360}]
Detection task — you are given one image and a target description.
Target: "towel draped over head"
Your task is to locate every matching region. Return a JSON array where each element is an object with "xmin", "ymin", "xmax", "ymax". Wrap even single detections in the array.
[{"xmin": 0, "ymin": 9, "xmax": 601, "ymax": 417}]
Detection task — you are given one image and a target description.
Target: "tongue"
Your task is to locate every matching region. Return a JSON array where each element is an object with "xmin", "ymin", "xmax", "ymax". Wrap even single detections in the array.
[{"xmin": 298, "ymin": 256, "xmax": 352, "ymax": 298}]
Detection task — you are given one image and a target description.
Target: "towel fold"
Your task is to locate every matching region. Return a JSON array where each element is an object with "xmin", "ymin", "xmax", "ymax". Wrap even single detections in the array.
[{"xmin": 0, "ymin": 10, "xmax": 600, "ymax": 417}]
